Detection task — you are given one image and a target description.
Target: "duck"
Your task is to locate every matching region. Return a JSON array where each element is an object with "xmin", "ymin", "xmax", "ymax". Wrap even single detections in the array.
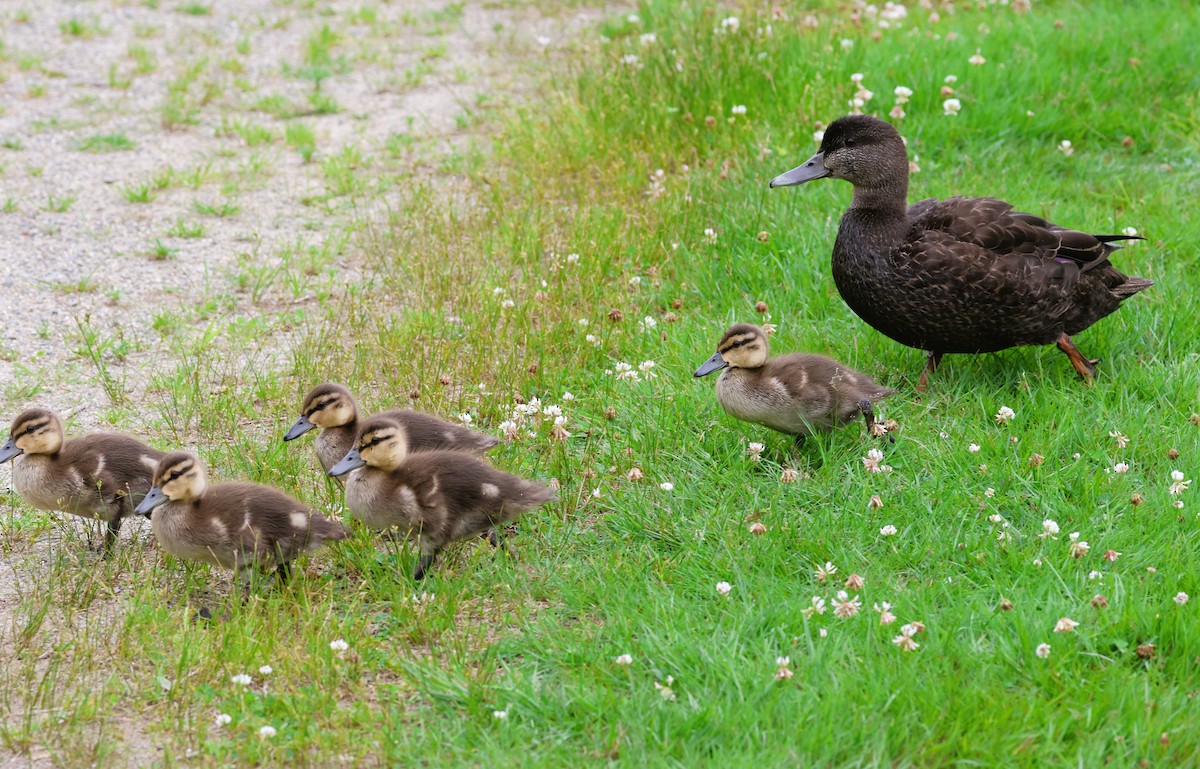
[
  {"xmin": 283, "ymin": 382, "xmax": 501, "ymax": 476},
  {"xmin": 695, "ymin": 324, "xmax": 894, "ymax": 439},
  {"xmin": 770, "ymin": 114, "xmax": 1153, "ymax": 390},
  {"xmin": 328, "ymin": 414, "xmax": 557, "ymax": 580},
  {"xmin": 0, "ymin": 407, "xmax": 164, "ymax": 553},
  {"xmin": 134, "ymin": 452, "xmax": 347, "ymax": 589}
]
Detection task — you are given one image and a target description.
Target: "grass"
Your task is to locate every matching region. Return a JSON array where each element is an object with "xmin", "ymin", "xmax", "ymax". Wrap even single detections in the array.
[{"xmin": 3, "ymin": 0, "xmax": 1200, "ymax": 767}]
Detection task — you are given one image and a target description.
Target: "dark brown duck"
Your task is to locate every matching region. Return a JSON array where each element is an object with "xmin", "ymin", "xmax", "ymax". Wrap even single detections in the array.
[{"xmin": 770, "ymin": 115, "xmax": 1152, "ymax": 389}]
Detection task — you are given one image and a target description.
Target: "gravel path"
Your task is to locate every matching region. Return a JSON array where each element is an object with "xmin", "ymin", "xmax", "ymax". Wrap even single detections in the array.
[{"xmin": 0, "ymin": 0, "xmax": 582, "ymax": 423}]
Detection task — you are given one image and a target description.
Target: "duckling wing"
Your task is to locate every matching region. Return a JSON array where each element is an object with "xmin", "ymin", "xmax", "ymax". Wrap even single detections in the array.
[
  {"xmin": 62, "ymin": 433, "xmax": 163, "ymax": 513},
  {"xmin": 385, "ymin": 410, "xmax": 502, "ymax": 455}
]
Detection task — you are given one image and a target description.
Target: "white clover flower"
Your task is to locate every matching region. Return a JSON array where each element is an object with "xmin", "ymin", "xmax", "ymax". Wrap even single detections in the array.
[
  {"xmin": 803, "ymin": 596, "xmax": 827, "ymax": 617},
  {"xmin": 614, "ymin": 654, "xmax": 633, "ymax": 665},
  {"xmin": 720, "ymin": 16, "xmax": 740, "ymax": 32},
  {"xmin": 562, "ymin": 391, "xmax": 575, "ymax": 401},
  {"xmin": 214, "ymin": 713, "xmax": 232, "ymax": 727},
  {"xmin": 716, "ymin": 581, "xmax": 732, "ymax": 596},
  {"xmin": 832, "ymin": 592, "xmax": 861, "ymax": 619},
  {"xmin": 1058, "ymin": 140, "xmax": 1074, "ymax": 156},
  {"xmin": 628, "ymin": 275, "xmax": 642, "ymax": 287},
  {"xmin": 731, "ymin": 105, "xmax": 747, "ymax": 115},
  {"xmin": 621, "ymin": 54, "xmax": 641, "ymax": 68},
  {"xmin": 703, "ymin": 227, "xmax": 718, "ymax": 243},
  {"xmin": 492, "ymin": 287, "xmax": 505, "ymax": 295},
  {"xmin": 641, "ymin": 316, "xmax": 657, "ymax": 330},
  {"xmin": 654, "ymin": 676, "xmax": 676, "ymax": 701},
  {"xmin": 231, "ymin": 674, "xmax": 252, "ymax": 686},
  {"xmin": 969, "ymin": 50, "xmax": 986, "ymax": 65},
  {"xmin": 968, "ymin": 443, "xmax": 981, "ymax": 453},
  {"xmin": 1088, "ymin": 570, "xmax": 1103, "ymax": 581},
  {"xmin": 500, "ymin": 299, "xmax": 515, "ymax": 309},
  {"xmin": 659, "ymin": 482, "xmax": 674, "ymax": 492},
  {"xmin": 840, "ymin": 38, "xmax": 853, "ymax": 49},
  {"xmin": 627, "ymin": 13, "xmax": 640, "ymax": 23},
  {"xmin": 1169, "ymin": 471, "xmax": 1191, "ymax": 495},
  {"xmin": 258, "ymin": 665, "xmax": 273, "ymax": 676},
  {"xmin": 493, "ymin": 709, "xmax": 508, "ymax": 719},
  {"xmin": 862, "ymin": 447, "xmax": 885, "ymax": 473},
  {"xmin": 995, "ymin": 406, "xmax": 1015, "ymax": 424},
  {"xmin": 1113, "ymin": 462, "xmax": 1130, "ymax": 474},
  {"xmin": 894, "ymin": 85, "xmax": 913, "ymax": 102},
  {"xmin": 536, "ymin": 35, "xmax": 551, "ymax": 46},
  {"xmin": 638, "ymin": 360, "xmax": 657, "ymax": 378},
  {"xmin": 542, "ymin": 404, "xmax": 563, "ymax": 418},
  {"xmin": 943, "ymin": 98, "xmax": 962, "ymax": 116},
  {"xmin": 1035, "ymin": 643, "xmax": 1051, "ymax": 659},
  {"xmin": 329, "ymin": 639, "xmax": 349, "ymax": 654},
  {"xmin": 1054, "ymin": 617, "xmax": 1079, "ymax": 633},
  {"xmin": 639, "ymin": 32, "xmax": 657, "ymax": 45},
  {"xmin": 259, "ymin": 725, "xmax": 277, "ymax": 738},
  {"xmin": 1122, "ymin": 227, "xmax": 1138, "ymax": 237},
  {"xmin": 889, "ymin": 105, "xmax": 906, "ymax": 120},
  {"xmin": 1174, "ymin": 592, "xmax": 1190, "ymax": 605},
  {"xmin": 747, "ymin": 442, "xmax": 765, "ymax": 459},
  {"xmin": 458, "ymin": 413, "xmax": 474, "ymax": 426},
  {"xmin": 880, "ymin": 524, "xmax": 898, "ymax": 537},
  {"xmin": 585, "ymin": 334, "xmax": 598, "ymax": 344},
  {"xmin": 944, "ymin": 75, "xmax": 958, "ymax": 84},
  {"xmin": 892, "ymin": 633, "xmax": 919, "ymax": 651},
  {"xmin": 1041, "ymin": 519, "xmax": 1060, "ymax": 539},
  {"xmin": 1109, "ymin": 430, "xmax": 1129, "ymax": 448},
  {"xmin": 815, "ymin": 561, "xmax": 837, "ymax": 581}
]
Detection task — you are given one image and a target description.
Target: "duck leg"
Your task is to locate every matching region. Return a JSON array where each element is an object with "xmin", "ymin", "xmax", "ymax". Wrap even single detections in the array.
[
  {"xmin": 413, "ymin": 547, "xmax": 440, "ymax": 581},
  {"xmin": 916, "ymin": 351, "xmax": 943, "ymax": 393},
  {"xmin": 275, "ymin": 561, "xmax": 292, "ymax": 585},
  {"xmin": 99, "ymin": 516, "xmax": 123, "ymax": 557},
  {"xmin": 1056, "ymin": 333, "xmax": 1098, "ymax": 384}
]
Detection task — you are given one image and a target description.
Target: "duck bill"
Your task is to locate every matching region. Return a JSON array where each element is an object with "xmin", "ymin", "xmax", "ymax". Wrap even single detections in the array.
[
  {"xmin": 694, "ymin": 353, "xmax": 730, "ymax": 378},
  {"xmin": 0, "ymin": 438, "xmax": 21, "ymax": 464},
  {"xmin": 135, "ymin": 486, "xmax": 168, "ymax": 517},
  {"xmin": 329, "ymin": 449, "xmax": 366, "ymax": 477},
  {"xmin": 769, "ymin": 151, "xmax": 830, "ymax": 187},
  {"xmin": 283, "ymin": 415, "xmax": 316, "ymax": 441}
]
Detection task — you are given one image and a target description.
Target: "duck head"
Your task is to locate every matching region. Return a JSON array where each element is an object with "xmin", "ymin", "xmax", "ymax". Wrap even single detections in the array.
[
  {"xmin": 770, "ymin": 115, "xmax": 909, "ymax": 191},
  {"xmin": 0, "ymin": 408, "xmax": 65, "ymax": 463},
  {"xmin": 695, "ymin": 324, "xmax": 770, "ymax": 377},
  {"xmin": 329, "ymin": 415, "xmax": 410, "ymax": 476},
  {"xmin": 136, "ymin": 452, "xmax": 208, "ymax": 516},
  {"xmin": 284, "ymin": 383, "xmax": 358, "ymax": 441}
]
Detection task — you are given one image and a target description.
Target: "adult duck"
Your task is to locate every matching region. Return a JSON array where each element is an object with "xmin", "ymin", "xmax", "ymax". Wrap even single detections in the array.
[{"xmin": 770, "ymin": 115, "xmax": 1152, "ymax": 389}]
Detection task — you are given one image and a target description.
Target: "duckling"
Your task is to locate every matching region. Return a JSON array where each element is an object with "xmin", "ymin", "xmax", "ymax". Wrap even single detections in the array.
[
  {"xmin": 770, "ymin": 115, "xmax": 1152, "ymax": 389},
  {"xmin": 134, "ymin": 452, "xmax": 347, "ymax": 588},
  {"xmin": 694, "ymin": 324, "xmax": 894, "ymax": 439},
  {"xmin": 0, "ymin": 408, "xmax": 164, "ymax": 553},
  {"xmin": 283, "ymin": 383, "xmax": 501, "ymax": 476},
  {"xmin": 329, "ymin": 414, "xmax": 557, "ymax": 580}
]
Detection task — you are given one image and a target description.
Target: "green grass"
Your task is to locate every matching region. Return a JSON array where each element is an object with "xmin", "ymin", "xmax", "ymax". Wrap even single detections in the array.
[
  {"xmin": 76, "ymin": 132, "xmax": 137, "ymax": 153},
  {"xmin": 3, "ymin": 1, "xmax": 1200, "ymax": 767}
]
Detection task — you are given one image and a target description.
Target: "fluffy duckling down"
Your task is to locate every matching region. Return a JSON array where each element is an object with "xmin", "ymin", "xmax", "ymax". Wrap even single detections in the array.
[
  {"xmin": 284, "ymin": 382, "xmax": 501, "ymax": 475},
  {"xmin": 135, "ymin": 452, "xmax": 347, "ymax": 588},
  {"xmin": 695, "ymin": 324, "xmax": 894, "ymax": 439},
  {"xmin": 329, "ymin": 414, "xmax": 557, "ymax": 580},
  {"xmin": 1, "ymin": 407, "xmax": 164, "ymax": 553}
]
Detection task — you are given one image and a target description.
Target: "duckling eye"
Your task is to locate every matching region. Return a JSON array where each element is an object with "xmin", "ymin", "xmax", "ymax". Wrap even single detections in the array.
[
  {"xmin": 844, "ymin": 137, "xmax": 856, "ymax": 147},
  {"xmin": 168, "ymin": 470, "xmax": 182, "ymax": 481}
]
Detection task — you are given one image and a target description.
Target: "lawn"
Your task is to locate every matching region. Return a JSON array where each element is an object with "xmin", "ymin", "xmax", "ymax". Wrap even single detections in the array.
[{"xmin": 2, "ymin": 0, "xmax": 1199, "ymax": 766}]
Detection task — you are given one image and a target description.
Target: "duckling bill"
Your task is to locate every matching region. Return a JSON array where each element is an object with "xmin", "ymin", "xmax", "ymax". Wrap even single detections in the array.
[
  {"xmin": 284, "ymin": 382, "xmax": 500, "ymax": 477},
  {"xmin": 1, "ymin": 408, "xmax": 163, "ymax": 553},
  {"xmin": 135, "ymin": 452, "xmax": 347, "ymax": 589},
  {"xmin": 770, "ymin": 114, "xmax": 1152, "ymax": 389},
  {"xmin": 695, "ymin": 324, "xmax": 894, "ymax": 439},
  {"xmin": 329, "ymin": 415, "xmax": 556, "ymax": 580}
]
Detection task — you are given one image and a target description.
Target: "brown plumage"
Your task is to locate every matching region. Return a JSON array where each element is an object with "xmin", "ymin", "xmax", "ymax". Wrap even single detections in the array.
[
  {"xmin": 0, "ymin": 407, "xmax": 164, "ymax": 553},
  {"xmin": 135, "ymin": 452, "xmax": 347, "ymax": 588},
  {"xmin": 329, "ymin": 414, "xmax": 556, "ymax": 580},
  {"xmin": 695, "ymin": 324, "xmax": 894, "ymax": 438},
  {"xmin": 770, "ymin": 114, "xmax": 1153, "ymax": 389},
  {"xmin": 283, "ymin": 382, "xmax": 501, "ymax": 475}
]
